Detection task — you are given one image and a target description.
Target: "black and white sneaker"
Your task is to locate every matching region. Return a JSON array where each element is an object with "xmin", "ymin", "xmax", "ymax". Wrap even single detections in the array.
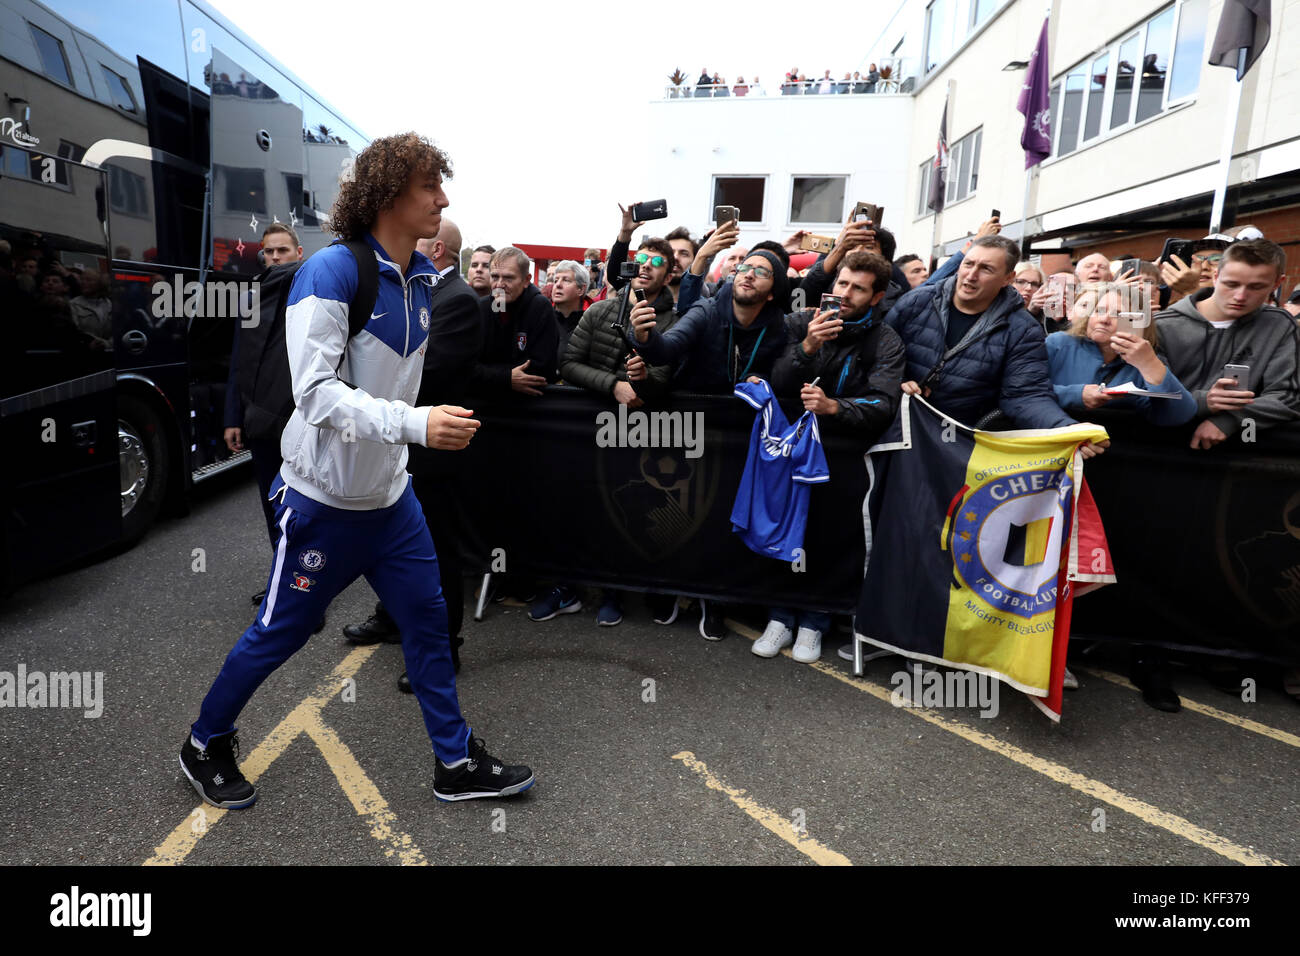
[
  {"xmin": 649, "ymin": 594, "xmax": 680, "ymax": 626},
  {"xmin": 699, "ymin": 599, "xmax": 727, "ymax": 641},
  {"xmin": 433, "ymin": 736, "xmax": 534, "ymax": 802},
  {"xmin": 179, "ymin": 731, "xmax": 257, "ymax": 809}
]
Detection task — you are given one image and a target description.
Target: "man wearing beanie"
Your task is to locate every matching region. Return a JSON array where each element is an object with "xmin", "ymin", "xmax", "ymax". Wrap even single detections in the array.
[{"xmin": 629, "ymin": 249, "xmax": 789, "ymax": 394}]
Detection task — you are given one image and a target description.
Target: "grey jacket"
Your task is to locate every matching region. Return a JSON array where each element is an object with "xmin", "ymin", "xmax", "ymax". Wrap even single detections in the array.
[{"xmin": 1155, "ymin": 290, "xmax": 1300, "ymax": 437}]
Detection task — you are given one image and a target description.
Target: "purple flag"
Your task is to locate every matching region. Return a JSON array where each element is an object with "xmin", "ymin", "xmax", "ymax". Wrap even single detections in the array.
[{"xmin": 1017, "ymin": 17, "xmax": 1052, "ymax": 169}]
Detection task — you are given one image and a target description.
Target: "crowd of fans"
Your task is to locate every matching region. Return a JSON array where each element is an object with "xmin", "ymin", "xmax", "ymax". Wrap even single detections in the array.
[
  {"xmin": 348, "ymin": 204, "xmax": 1300, "ymax": 713},
  {"xmin": 673, "ymin": 64, "xmax": 890, "ymax": 98}
]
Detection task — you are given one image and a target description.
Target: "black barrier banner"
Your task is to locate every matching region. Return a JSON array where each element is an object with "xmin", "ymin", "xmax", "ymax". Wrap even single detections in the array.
[
  {"xmin": 454, "ymin": 386, "xmax": 868, "ymax": 613},
  {"xmin": 453, "ymin": 388, "xmax": 1300, "ymax": 664}
]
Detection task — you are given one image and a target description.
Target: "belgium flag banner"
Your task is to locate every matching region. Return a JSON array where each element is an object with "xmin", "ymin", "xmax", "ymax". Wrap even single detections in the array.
[{"xmin": 856, "ymin": 396, "xmax": 1113, "ymax": 720}]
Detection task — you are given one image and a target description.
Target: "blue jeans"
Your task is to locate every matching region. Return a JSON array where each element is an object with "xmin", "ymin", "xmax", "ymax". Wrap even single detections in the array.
[
  {"xmin": 193, "ymin": 475, "xmax": 470, "ymax": 762},
  {"xmin": 770, "ymin": 607, "xmax": 831, "ymax": 633}
]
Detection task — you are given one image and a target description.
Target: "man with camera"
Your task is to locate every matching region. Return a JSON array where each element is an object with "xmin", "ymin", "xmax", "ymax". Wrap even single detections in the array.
[
  {"xmin": 546, "ymin": 238, "xmax": 680, "ymax": 628},
  {"xmin": 752, "ymin": 249, "xmax": 905, "ymax": 663},
  {"xmin": 468, "ymin": 246, "xmax": 560, "ymax": 396},
  {"xmin": 1155, "ymin": 238, "xmax": 1300, "ymax": 451},
  {"xmin": 629, "ymin": 249, "xmax": 790, "ymax": 641}
]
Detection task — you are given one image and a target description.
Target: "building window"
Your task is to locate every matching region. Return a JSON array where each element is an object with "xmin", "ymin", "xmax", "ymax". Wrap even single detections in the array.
[
  {"xmin": 711, "ymin": 176, "xmax": 766, "ymax": 223},
  {"xmin": 917, "ymin": 159, "xmax": 932, "ymax": 217},
  {"xmin": 1057, "ymin": 66, "xmax": 1085, "ymax": 156},
  {"xmin": 924, "ymin": 0, "xmax": 955, "ymax": 74},
  {"xmin": 945, "ymin": 127, "xmax": 981, "ymax": 204},
  {"xmin": 1136, "ymin": 6, "xmax": 1175, "ymax": 123},
  {"xmin": 108, "ymin": 164, "xmax": 149, "ymax": 218},
  {"xmin": 50, "ymin": 141, "xmax": 85, "ymax": 190},
  {"xmin": 789, "ymin": 176, "xmax": 847, "ymax": 224},
  {"xmin": 1083, "ymin": 52, "xmax": 1109, "ymax": 142},
  {"xmin": 29, "ymin": 23, "xmax": 73, "ymax": 87},
  {"xmin": 1110, "ymin": 33, "xmax": 1141, "ymax": 130},
  {"xmin": 1168, "ymin": 0, "xmax": 1208, "ymax": 103},
  {"xmin": 100, "ymin": 65, "xmax": 137, "ymax": 113},
  {"xmin": 222, "ymin": 167, "xmax": 268, "ymax": 215},
  {"xmin": 1052, "ymin": 2, "xmax": 1203, "ymax": 159}
]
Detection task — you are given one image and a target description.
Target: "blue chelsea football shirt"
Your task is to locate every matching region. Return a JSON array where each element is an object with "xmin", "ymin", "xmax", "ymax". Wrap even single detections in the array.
[{"xmin": 730, "ymin": 379, "xmax": 830, "ymax": 562}]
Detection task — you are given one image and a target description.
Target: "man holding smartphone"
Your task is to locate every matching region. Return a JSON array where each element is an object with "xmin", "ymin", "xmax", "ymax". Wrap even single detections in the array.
[{"xmin": 1155, "ymin": 239, "xmax": 1300, "ymax": 450}]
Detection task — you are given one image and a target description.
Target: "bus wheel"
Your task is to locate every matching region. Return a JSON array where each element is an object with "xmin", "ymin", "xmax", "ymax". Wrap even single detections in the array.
[{"xmin": 118, "ymin": 395, "xmax": 170, "ymax": 542}]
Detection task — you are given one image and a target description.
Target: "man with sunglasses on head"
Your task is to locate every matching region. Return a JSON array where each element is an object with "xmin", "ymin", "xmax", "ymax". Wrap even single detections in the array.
[{"xmin": 543, "ymin": 238, "xmax": 682, "ymax": 627}]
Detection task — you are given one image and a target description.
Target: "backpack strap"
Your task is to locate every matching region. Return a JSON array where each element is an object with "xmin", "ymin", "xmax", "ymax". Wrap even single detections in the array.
[
  {"xmin": 328, "ymin": 238, "xmax": 381, "ymax": 383},
  {"xmin": 338, "ymin": 238, "xmax": 380, "ymax": 339}
]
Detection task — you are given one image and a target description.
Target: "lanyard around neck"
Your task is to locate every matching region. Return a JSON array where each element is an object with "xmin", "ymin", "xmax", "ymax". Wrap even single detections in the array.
[{"xmin": 729, "ymin": 322, "xmax": 767, "ymax": 383}]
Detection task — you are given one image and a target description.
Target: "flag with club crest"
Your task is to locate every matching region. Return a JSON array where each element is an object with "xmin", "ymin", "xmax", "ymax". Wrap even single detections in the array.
[
  {"xmin": 856, "ymin": 396, "xmax": 1114, "ymax": 720},
  {"xmin": 1017, "ymin": 17, "xmax": 1052, "ymax": 168}
]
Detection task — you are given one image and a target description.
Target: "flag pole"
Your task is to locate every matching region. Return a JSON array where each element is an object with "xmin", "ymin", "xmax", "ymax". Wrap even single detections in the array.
[
  {"xmin": 1208, "ymin": 48, "xmax": 1247, "ymax": 234},
  {"xmin": 1021, "ymin": 168, "xmax": 1033, "ymax": 260}
]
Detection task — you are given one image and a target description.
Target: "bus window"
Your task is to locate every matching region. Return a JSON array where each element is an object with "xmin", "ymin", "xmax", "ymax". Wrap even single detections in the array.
[{"xmin": 208, "ymin": 47, "xmax": 304, "ymax": 276}]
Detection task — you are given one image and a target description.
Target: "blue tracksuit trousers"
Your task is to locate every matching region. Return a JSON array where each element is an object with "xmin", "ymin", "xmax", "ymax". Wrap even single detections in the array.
[{"xmin": 192, "ymin": 474, "xmax": 471, "ymax": 763}]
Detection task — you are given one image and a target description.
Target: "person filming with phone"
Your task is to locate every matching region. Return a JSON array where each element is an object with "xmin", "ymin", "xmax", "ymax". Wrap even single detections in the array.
[
  {"xmin": 1154, "ymin": 239, "xmax": 1300, "ymax": 450},
  {"xmin": 1045, "ymin": 284, "xmax": 1195, "ymax": 426}
]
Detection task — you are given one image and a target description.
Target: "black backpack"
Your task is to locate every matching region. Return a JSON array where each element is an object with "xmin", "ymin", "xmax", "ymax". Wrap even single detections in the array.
[{"xmin": 237, "ymin": 238, "xmax": 379, "ymax": 442}]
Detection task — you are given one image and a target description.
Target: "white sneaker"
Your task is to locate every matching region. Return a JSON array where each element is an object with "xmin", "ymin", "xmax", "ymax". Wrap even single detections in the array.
[
  {"xmin": 792, "ymin": 628, "xmax": 823, "ymax": 663},
  {"xmin": 1063, "ymin": 667, "xmax": 1079, "ymax": 690},
  {"xmin": 752, "ymin": 620, "xmax": 794, "ymax": 658}
]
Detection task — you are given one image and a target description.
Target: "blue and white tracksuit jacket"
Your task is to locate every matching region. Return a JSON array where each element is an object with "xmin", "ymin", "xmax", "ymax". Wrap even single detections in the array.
[{"xmin": 193, "ymin": 234, "xmax": 473, "ymax": 763}]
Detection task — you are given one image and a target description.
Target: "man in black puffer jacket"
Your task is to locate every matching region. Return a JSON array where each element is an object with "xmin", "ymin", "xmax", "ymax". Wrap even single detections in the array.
[
  {"xmin": 886, "ymin": 236, "xmax": 1103, "ymax": 443},
  {"xmin": 562, "ymin": 237, "xmax": 678, "ymax": 404},
  {"xmin": 631, "ymin": 250, "xmax": 789, "ymax": 394},
  {"xmin": 772, "ymin": 249, "xmax": 904, "ymax": 436}
]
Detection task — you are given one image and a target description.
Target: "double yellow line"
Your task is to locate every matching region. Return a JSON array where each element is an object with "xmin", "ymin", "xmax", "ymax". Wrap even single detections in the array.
[{"xmin": 146, "ymin": 645, "xmax": 427, "ymax": 866}]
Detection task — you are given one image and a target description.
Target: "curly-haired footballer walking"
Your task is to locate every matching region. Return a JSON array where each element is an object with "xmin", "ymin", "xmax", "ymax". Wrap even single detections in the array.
[{"xmin": 180, "ymin": 133, "xmax": 534, "ymax": 807}]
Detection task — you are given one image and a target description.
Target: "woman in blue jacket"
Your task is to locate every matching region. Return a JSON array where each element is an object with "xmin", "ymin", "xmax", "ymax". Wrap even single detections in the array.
[{"xmin": 1045, "ymin": 285, "xmax": 1196, "ymax": 425}]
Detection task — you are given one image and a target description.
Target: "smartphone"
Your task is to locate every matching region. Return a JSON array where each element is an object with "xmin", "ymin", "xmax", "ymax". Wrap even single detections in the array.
[
  {"xmin": 1118, "ymin": 257, "xmax": 1141, "ymax": 278},
  {"xmin": 819, "ymin": 293, "xmax": 843, "ymax": 314},
  {"xmin": 714, "ymin": 204, "xmax": 740, "ymax": 226},
  {"xmin": 1223, "ymin": 364, "xmax": 1250, "ymax": 390},
  {"xmin": 852, "ymin": 201, "xmax": 882, "ymax": 225},
  {"xmin": 799, "ymin": 233, "xmax": 835, "ymax": 254},
  {"xmin": 991, "ymin": 208, "xmax": 1001, "ymax": 220},
  {"xmin": 631, "ymin": 199, "xmax": 668, "ymax": 222},
  {"xmin": 1044, "ymin": 274, "xmax": 1074, "ymax": 320},
  {"xmin": 1159, "ymin": 238, "xmax": 1195, "ymax": 267},
  {"xmin": 1115, "ymin": 312, "xmax": 1141, "ymax": 335}
]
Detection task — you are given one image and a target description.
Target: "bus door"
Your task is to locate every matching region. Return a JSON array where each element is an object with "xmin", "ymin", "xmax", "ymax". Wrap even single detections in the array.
[{"xmin": 0, "ymin": 145, "xmax": 119, "ymax": 586}]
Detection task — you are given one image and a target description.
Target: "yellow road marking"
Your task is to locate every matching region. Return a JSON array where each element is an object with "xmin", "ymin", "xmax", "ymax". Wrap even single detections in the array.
[
  {"xmin": 299, "ymin": 711, "xmax": 427, "ymax": 865},
  {"xmin": 726, "ymin": 620, "xmax": 1285, "ymax": 867},
  {"xmin": 146, "ymin": 644, "xmax": 430, "ymax": 866},
  {"xmin": 1077, "ymin": 666, "xmax": 1300, "ymax": 749},
  {"xmin": 671, "ymin": 751, "xmax": 851, "ymax": 866}
]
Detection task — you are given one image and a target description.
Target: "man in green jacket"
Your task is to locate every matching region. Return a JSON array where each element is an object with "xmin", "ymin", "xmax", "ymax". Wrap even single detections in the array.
[{"xmin": 533, "ymin": 237, "xmax": 679, "ymax": 628}]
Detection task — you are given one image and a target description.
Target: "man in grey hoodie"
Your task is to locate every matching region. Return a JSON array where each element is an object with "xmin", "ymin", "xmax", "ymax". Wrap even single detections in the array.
[{"xmin": 1154, "ymin": 239, "xmax": 1300, "ymax": 451}]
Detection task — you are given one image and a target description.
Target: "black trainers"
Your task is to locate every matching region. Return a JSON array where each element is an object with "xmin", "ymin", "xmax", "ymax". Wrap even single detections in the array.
[
  {"xmin": 343, "ymin": 605, "xmax": 400, "ymax": 644},
  {"xmin": 179, "ymin": 731, "xmax": 257, "ymax": 809},
  {"xmin": 649, "ymin": 593, "xmax": 680, "ymax": 625},
  {"xmin": 250, "ymin": 589, "xmax": 267, "ymax": 607},
  {"xmin": 433, "ymin": 736, "xmax": 534, "ymax": 802},
  {"xmin": 699, "ymin": 599, "xmax": 727, "ymax": 641}
]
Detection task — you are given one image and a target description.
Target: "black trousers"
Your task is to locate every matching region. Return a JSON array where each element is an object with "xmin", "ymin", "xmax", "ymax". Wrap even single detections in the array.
[
  {"xmin": 248, "ymin": 435, "xmax": 283, "ymax": 550},
  {"xmin": 408, "ymin": 471, "xmax": 465, "ymax": 641}
]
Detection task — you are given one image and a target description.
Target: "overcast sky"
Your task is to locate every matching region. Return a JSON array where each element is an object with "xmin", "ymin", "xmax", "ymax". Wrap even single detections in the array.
[{"xmin": 210, "ymin": 0, "xmax": 900, "ymax": 251}]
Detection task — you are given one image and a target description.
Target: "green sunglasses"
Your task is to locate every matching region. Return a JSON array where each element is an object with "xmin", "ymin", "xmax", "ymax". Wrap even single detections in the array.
[{"xmin": 635, "ymin": 252, "xmax": 667, "ymax": 267}]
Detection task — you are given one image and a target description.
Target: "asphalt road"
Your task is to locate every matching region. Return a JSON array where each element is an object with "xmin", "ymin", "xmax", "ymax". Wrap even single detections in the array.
[{"xmin": 1, "ymin": 472, "xmax": 1297, "ymax": 867}]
